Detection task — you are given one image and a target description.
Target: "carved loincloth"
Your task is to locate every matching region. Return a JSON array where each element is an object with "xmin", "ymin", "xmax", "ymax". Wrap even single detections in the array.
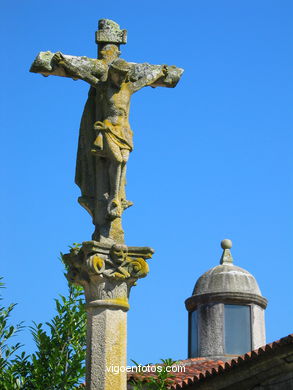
[{"xmin": 93, "ymin": 119, "xmax": 133, "ymax": 151}]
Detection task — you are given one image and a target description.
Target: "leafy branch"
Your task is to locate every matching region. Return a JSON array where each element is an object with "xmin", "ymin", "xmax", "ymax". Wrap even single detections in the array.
[{"xmin": 130, "ymin": 358, "xmax": 177, "ymax": 390}]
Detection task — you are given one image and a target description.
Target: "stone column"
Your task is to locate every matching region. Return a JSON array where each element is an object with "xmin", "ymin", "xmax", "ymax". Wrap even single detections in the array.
[
  {"xmin": 63, "ymin": 241, "xmax": 154, "ymax": 390},
  {"xmin": 86, "ymin": 303, "xmax": 127, "ymax": 390}
]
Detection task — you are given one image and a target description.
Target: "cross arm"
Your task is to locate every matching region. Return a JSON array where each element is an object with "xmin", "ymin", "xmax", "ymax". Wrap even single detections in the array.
[
  {"xmin": 30, "ymin": 51, "xmax": 108, "ymax": 86},
  {"xmin": 128, "ymin": 62, "xmax": 184, "ymax": 92}
]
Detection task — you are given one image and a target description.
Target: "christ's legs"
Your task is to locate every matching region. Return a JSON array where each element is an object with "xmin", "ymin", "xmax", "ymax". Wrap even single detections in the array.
[
  {"xmin": 120, "ymin": 149, "xmax": 133, "ymax": 210},
  {"xmin": 103, "ymin": 135, "xmax": 125, "ymax": 218},
  {"xmin": 108, "ymin": 159, "xmax": 122, "ymax": 217}
]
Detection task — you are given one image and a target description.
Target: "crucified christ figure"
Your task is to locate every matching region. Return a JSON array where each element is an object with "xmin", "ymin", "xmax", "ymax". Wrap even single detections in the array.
[{"xmin": 30, "ymin": 19, "xmax": 183, "ymax": 244}]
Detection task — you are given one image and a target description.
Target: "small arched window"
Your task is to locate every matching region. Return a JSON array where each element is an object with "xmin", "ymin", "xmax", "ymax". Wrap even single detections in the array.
[{"xmin": 224, "ymin": 305, "xmax": 251, "ymax": 355}]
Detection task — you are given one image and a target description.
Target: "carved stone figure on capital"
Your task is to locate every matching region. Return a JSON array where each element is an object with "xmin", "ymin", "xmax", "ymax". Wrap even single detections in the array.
[{"xmin": 31, "ymin": 19, "xmax": 183, "ymax": 244}]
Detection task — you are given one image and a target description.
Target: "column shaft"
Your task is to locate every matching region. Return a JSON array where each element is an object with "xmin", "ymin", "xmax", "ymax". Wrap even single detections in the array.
[{"xmin": 86, "ymin": 307, "xmax": 127, "ymax": 390}]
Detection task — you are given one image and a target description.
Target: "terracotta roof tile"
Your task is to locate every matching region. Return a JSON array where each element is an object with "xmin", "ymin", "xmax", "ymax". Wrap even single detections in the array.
[
  {"xmin": 128, "ymin": 358, "xmax": 225, "ymax": 389},
  {"xmin": 79, "ymin": 333, "xmax": 293, "ymax": 389},
  {"xmin": 128, "ymin": 333, "xmax": 293, "ymax": 389}
]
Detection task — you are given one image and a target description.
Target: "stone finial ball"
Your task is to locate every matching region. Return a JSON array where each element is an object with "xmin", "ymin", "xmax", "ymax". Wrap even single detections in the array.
[{"xmin": 221, "ymin": 239, "xmax": 232, "ymax": 249}]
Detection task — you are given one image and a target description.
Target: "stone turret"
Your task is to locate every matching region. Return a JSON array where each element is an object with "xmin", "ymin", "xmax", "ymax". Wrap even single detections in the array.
[{"xmin": 185, "ymin": 239, "xmax": 267, "ymax": 360}]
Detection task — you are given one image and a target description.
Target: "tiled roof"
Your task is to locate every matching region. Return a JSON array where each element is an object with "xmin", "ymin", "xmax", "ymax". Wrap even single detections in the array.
[
  {"xmin": 128, "ymin": 358, "xmax": 225, "ymax": 388},
  {"xmin": 128, "ymin": 333, "xmax": 293, "ymax": 389}
]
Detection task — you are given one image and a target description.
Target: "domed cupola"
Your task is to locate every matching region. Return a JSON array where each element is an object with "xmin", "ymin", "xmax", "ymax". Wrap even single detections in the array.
[{"xmin": 185, "ymin": 239, "xmax": 267, "ymax": 360}]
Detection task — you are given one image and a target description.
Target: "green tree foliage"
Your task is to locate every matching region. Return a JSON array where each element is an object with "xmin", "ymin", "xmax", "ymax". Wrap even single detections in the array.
[
  {"xmin": 0, "ymin": 277, "xmax": 25, "ymax": 389},
  {"xmin": 130, "ymin": 359, "xmax": 177, "ymax": 390},
  {"xmin": 0, "ymin": 249, "xmax": 176, "ymax": 390},
  {"xmin": 0, "ymin": 273, "xmax": 86, "ymax": 389}
]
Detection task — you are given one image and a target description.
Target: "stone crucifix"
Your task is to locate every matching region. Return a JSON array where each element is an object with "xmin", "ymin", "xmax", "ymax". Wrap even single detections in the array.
[
  {"xmin": 30, "ymin": 19, "xmax": 183, "ymax": 390},
  {"xmin": 31, "ymin": 19, "xmax": 183, "ymax": 245}
]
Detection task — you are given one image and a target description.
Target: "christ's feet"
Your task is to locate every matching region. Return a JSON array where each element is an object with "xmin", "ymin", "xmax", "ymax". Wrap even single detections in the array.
[{"xmin": 121, "ymin": 199, "xmax": 133, "ymax": 210}]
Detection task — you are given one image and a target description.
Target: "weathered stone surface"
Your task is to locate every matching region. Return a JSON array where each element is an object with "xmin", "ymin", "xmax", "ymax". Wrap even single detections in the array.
[
  {"xmin": 30, "ymin": 51, "xmax": 107, "ymax": 82},
  {"xmin": 30, "ymin": 19, "xmax": 181, "ymax": 390},
  {"xmin": 30, "ymin": 19, "xmax": 184, "ymax": 245},
  {"xmin": 198, "ymin": 303, "xmax": 224, "ymax": 359},
  {"xmin": 86, "ymin": 307, "xmax": 127, "ymax": 390},
  {"xmin": 63, "ymin": 241, "xmax": 153, "ymax": 390},
  {"xmin": 186, "ymin": 240, "xmax": 267, "ymax": 360},
  {"xmin": 63, "ymin": 241, "xmax": 154, "ymax": 307},
  {"xmin": 96, "ymin": 19, "xmax": 127, "ymax": 44},
  {"xmin": 251, "ymin": 304, "xmax": 266, "ymax": 350}
]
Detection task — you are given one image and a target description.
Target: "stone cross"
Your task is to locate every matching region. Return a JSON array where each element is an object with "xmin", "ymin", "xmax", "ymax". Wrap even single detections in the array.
[
  {"xmin": 31, "ymin": 19, "xmax": 183, "ymax": 245},
  {"xmin": 30, "ymin": 19, "xmax": 183, "ymax": 390}
]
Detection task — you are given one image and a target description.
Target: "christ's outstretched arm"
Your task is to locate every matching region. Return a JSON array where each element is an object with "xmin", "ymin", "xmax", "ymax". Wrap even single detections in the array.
[{"xmin": 129, "ymin": 63, "xmax": 183, "ymax": 92}]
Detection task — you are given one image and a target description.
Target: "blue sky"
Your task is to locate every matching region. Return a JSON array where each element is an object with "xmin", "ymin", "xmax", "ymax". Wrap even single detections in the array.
[{"xmin": 1, "ymin": 0, "xmax": 292, "ymax": 364}]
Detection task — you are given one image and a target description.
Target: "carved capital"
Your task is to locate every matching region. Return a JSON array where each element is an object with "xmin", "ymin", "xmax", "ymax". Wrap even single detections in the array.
[{"xmin": 63, "ymin": 241, "xmax": 154, "ymax": 308}]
